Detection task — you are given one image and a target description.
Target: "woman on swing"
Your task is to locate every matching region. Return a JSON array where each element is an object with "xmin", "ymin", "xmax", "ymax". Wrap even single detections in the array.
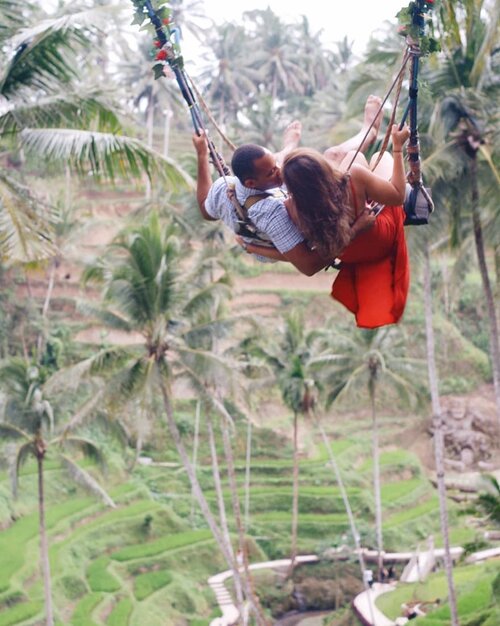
[{"xmin": 241, "ymin": 123, "xmax": 411, "ymax": 329}]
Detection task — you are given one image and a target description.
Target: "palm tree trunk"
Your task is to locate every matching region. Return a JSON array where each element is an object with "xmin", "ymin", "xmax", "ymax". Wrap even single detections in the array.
[
  {"xmin": 37, "ymin": 258, "xmax": 57, "ymax": 360},
  {"xmin": 470, "ymin": 158, "xmax": 500, "ymax": 427},
  {"xmin": 157, "ymin": 376, "xmax": 234, "ymax": 568},
  {"xmin": 190, "ymin": 400, "xmax": 201, "ymax": 523},
  {"xmin": 315, "ymin": 415, "xmax": 376, "ymax": 625},
  {"xmin": 290, "ymin": 411, "xmax": 299, "ymax": 572},
  {"xmin": 244, "ymin": 419, "xmax": 252, "ymax": 532},
  {"xmin": 424, "ymin": 240, "xmax": 460, "ymax": 626},
  {"xmin": 216, "ymin": 400, "xmax": 269, "ymax": 626},
  {"xmin": 370, "ymin": 387, "xmax": 383, "ymax": 581},
  {"xmin": 206, "ymin": 415, "xmax": 245, "ymax": 611},
  {"xmin": 37, "ymin": 455, "xmax": 54, "ymax": 626}
]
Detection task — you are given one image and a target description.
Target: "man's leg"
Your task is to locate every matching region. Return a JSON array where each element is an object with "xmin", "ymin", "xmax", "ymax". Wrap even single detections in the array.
[
  {"xmin": 332, "ymin": 147, "xmax": 394, "ymax": 176},
  {"xmin": 324, "ymin": 95, "xmax": 383, "ymax": 168},
  {"xmin": 274, "ymin": 120, "xmax": 302, "ymax": 166}
]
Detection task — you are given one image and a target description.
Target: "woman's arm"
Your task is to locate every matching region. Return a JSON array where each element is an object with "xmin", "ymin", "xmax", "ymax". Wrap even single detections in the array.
[
  {"xmin": 352, "ymin": 124, "xmax": 410, "ymax": 206},
  {"xmin": 238, "ymin": 237, "xmax": 329, "ymax": 276}
]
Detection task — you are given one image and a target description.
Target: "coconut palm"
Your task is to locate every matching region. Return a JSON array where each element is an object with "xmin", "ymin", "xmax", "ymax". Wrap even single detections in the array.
[
  {"xmin": 0, "ymin": 358, "xmax": 114, "ymax": 626},
  {"xmin": 198, "ymin": 22, "xmax": 261, "ymax": 126},
  {"xmin": 244, "ymin": 8, "xmax": 310, "ymax": 101},
  {"xmin": 322, "ymin": 325, "xmax": 425, "ymax": 579},
  {"xmin": 246, "ymin": 309, "xmax": 323, "ymax": 571},
  {"xmin": 422, "ymin": 235, "xmax": 460, "ymax": 626},
  {"xmin": 50, "ymin": 214, "xmax": 269, "ymax": 622},
  {"xmin": 426, "ymin": 0, "xmax": 500, "ymax": 423},
  {"xmin": 477, "ymin": 475, "xmax": 500, "ymax": 525},
  {"xmin": 0, "ymin": 1, "xmax": 190, "ymax": 262}
]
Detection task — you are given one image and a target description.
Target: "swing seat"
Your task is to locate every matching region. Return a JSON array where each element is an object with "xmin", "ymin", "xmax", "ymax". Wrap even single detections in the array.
[{"xmin": 404, "ymin": 183, "xmax": 434, "ymax": 226}]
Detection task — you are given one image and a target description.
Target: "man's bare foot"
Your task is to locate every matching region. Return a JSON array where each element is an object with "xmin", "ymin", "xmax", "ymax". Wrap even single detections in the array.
[
  {"xmin": 282, "ymin": 120, "xmax": 302, "ymax": 150},
  {"xmin": 359, "ymin": 94, "xmax": 383, "ymax": 150}
]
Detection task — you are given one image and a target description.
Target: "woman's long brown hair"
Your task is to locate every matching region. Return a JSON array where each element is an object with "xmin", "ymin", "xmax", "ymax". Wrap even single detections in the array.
[{"xmin": 282, "ymin": 149, "xmax": 354, "ymax": 259}]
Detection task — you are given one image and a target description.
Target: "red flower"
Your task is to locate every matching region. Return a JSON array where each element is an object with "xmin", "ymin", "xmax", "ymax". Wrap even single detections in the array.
[
  {"xmin": 156, "ymin": 49, "xmax": 167, "ymax": 60},
  {"xmin": 162, "ymin": 18, "xmax": 171, "ymax": 25},
  {"xmin": 154, "ymin": 40, "xmax": 161, "ymax": 48}
]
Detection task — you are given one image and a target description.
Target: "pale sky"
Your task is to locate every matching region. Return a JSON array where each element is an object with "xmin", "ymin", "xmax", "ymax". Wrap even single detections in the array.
[{"xmin": 192, "ymin": 0, "xmax": 405, "ymax": 54}]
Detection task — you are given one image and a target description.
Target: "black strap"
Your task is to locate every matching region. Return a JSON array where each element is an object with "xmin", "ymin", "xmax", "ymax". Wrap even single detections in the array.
[{"xmin": 226, "ymin": 185, "xmax": 276, "ymax": 248}]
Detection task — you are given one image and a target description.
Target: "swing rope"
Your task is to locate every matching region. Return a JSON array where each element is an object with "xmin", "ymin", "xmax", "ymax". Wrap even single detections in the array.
[
  {"xmin": 345, "ymin": 47, "xmax": 411, "ymax": 172},
  {"xmin": 134, "ymin": 0, "xmax": 231, "ymax": 178},
  {"xmin": 347, "ymin": 0, "xmax": 436, "ymax": 225},
  {"xmin": 185, "ymin": 71, "xmax": 237, "ymax": 153}
]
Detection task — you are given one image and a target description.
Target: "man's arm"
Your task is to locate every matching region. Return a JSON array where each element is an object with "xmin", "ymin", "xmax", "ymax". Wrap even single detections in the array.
[{"xmin": 192, "ymin": 133, "xmax": 217, "ymax": 221}]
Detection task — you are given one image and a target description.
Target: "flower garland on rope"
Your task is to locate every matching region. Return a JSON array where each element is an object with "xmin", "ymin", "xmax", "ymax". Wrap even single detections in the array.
[
  {"xmin": 131, "ymin": 0, "xmax": 182, "ymax": 80},
  {"xmin": 397, "ymin": 0, "xmax": 440, "ymax": 56}
]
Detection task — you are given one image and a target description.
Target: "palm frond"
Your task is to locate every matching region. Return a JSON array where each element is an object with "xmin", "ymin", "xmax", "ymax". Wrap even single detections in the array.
[
  {"xmin": 0, "ymin": 422, "xmax": 31, "ymax": 441},
  {"xmin": 14, "ymin": 441, "xmax": 35, "ymax": 495},
  {"xmin": 44, "ymin": 359, "xmax": 97, "ymax": 396},
  {"xmin": 20, "ymin": 128, "xmax": 193, "ymax": 187},
  {"xmin": 175, "ymin": 345, "xmax": 236, "ymax": 393},
  {"xmin": 76, "ymin": 301, "xmax": 133, "ymax": 333},
  {"xmin": 0, "ymin": 171, "xmax": 55, "ymax": 262},
  {"xmin": 1, "ymin": 6, "xmax": 116, "ymax": 97},
  {"xmin": 111, "ymin": 357, "xmax": 153, "ymax": 402},
  {"xmin": 0, "ymin": 1, "xmax": 25, "ymax": 39},
  {"xmin": 60, "ymin": 435, "xmax": 105, "ymax": 465},
  {"xmin": 59, "ymin": 453, "xmax": 115, "ymax": 508},
  {"xmin": 470, "ymin": 0, "xmax": 500, "ymax": 85},
  {"xmin": 0, "ymin": 90, "xmax": 122, "ymax": 135},
  {"xmin": 62, "ymin": 388, "xmax": 106, "ymax": 435}
]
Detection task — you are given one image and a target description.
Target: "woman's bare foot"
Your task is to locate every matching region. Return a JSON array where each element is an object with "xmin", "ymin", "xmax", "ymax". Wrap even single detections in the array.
[
  {"xmin": 282, "ymin": 120, "xmax": 302, "ymax": 149},
  {"xmin": 324, "ymin": 95, "xmax": 383, "ymax": 168},
  {"xmin": 275, "ymin": 120, "xmax": 302, "ymax": 165}
]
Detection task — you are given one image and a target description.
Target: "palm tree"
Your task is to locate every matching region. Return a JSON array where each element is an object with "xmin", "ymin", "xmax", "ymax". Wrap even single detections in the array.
[
  {"xmin": 322, "ymin": 325, "xmax": 424, "ymax": 579},
  {"xmin": 0, "ymin": 358, "xmax": 114, "ymax": 626},
  {"xmin": 244, "ymin": 8, "xmax": 309, "ymax": 101},
  {"xmin": 0, "ymin": 1, "xmax": 190, "ymax": 262},
  {"xmin": 246, "ymin": 309, "xmax": 323, "ymax": 571},
  {"xmin": 198, "ymin": 22, "xmax": 261, "ymax": 127},
  {"xmin": 427, "ymin": 0, "xmax": 500, "ymax": 423},
  {"xmin": 57, "ymin": 214, "xmax": 269, "ymax": 622},
  {"xmin": 422, "ymin": 235, "xmax": 460, "ymax": 626},
  {"xmin": 477, "ymin": 475, "xmax": 500, "ymax": 525}
]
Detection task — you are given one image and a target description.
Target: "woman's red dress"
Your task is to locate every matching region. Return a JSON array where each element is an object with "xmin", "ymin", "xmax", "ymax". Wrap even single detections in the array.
[{"xmin": 331, "ymin": 203, "xmax": 410, "ymax": 328}]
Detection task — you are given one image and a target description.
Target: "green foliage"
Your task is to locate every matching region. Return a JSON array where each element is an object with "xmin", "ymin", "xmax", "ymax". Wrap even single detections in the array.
[
  {"xmin": 492, "ymin": 570, "xmax": 500, "ymax": 602},
  {"xmin": 86, "ymin": 557, "xmax": 120, "ymax": 593},
  {"xmin": 60, "ymin": 575, "xmax": 88, "ymax": 600},
  {"xmin": 133, "ymin": 569, "xmax": 173, "ymax": 601},
  {"xmin": 70, "ymin": 593, "xmax": 103, "ymax": 626},
  {"xmin": 384, "ymin": 496, "xmax": 441, "ymax": 527},
  {"xmin": 111, "ymin": 529, "xmax": 212, "ymax": 561},
  {"xmin": 396, "ymin": 1, "xmax": 440, "ymax": 55},
  {"xmin": 0, "ymin": 591, "xmax": 25, "ymax": 610},
  {"xmin": 0, "ymin": 601, "xmax": 42, "ymax": 626},
  {"xmin": 106, "ymin": 598, "xmax": 133, "ymax": 626},
  {"xmin": 0, "ymin": 495, "xmax": 96, "ymax": 593}
]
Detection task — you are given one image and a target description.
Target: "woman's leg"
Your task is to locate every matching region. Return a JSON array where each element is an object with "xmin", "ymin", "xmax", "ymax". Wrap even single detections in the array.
[
  {"xmin": 323, "ymin": 95, "xmax": 383, "ymax": 168},
  {"xmin": 274, "ymin": 120, "xmax": 302, "ymax": 166},
  {"xmin": 369, "ymin": 151, "xmax": 393, "ymax": 180}
]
